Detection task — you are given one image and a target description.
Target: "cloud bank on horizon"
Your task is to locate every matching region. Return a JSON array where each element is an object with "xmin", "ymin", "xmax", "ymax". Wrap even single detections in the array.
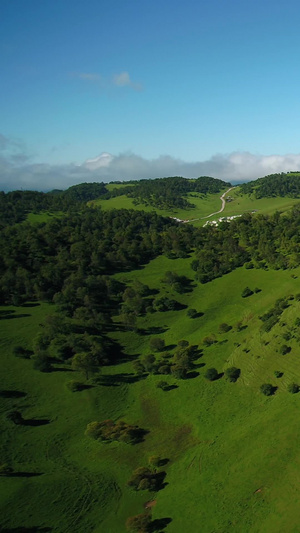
[{"xmin": 1, "ymin": 135, "xmax": 300, "ymax": 191}]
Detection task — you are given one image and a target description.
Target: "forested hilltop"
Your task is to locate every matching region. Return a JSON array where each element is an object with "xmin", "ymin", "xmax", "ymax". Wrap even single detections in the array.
[
  {"xmin": 3, "ymin": 174, "xmax": 300, "ymax": 532},
  {"xmin": 239, "ymin": 171, "xmax": 300, "ymax": 198}
]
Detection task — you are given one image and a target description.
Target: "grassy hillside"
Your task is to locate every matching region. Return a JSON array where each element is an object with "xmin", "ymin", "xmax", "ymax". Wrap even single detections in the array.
[
  {"xmin": 2, "ymin": 258, "xmax": 300, "ymax": 531},
  {"xmin": 90, "ymin": 191, "xmax": 225, "ymax": 224},
  {"xmin": 90, "ymin": 186, "xmax": 300, "ymax": 228}
]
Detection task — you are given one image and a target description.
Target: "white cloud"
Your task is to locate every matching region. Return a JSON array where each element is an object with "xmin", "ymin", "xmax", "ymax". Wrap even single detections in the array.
[
  {"xmin": 2, "ymin": 141, "xmax": 300, "ymax": 191},
  {"xmin": 113, "ymin": 71, "xmax": 142, "ymax": 91},
  {"xmin": 70, "ymin": 70, "xmax": 143, "ymax": 91}
]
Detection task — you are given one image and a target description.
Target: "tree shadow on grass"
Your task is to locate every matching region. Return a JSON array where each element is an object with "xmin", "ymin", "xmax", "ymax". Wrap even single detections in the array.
[
  {"xmin": 96, "ymin": 373, "xmax": 147, "ymax": 387},
  {"xmin": 194, "ymin": 362, "xmax": 205, "ymax": 369},
  {"xmin": 0, "ymin": 313, "xmax": 31, "ymax": 320},
  {"xmin": 164, "ymin": 344, "xmax": 177, "ymax": 351},
  {"xmin": 22, "ymin": 303, "xmax": 41, "ymax": 308},
  {"xmin": 150, "ymin": 517, "xmax": 172, "ymax": 532},
  {"xmin": 0, "ymin": 390, "xmax": 27, "ymax": 398},
  {"xmin": 185, "ymin": 371, "xmax": 199, "ymax": 379},
  {"xmin": 7, "ymin": 472, "xmax": 43, "ymax": 477},
  {"xmin": 138, "ymin": 326, "xmax": 169, "ymax": 336},
  {"xmin": 0, "ymin": 526, "xmax": 53, "ymax": 533},
  {"xmin": 22, "ymin": 418, "xmax": 50, "ymax": 427},
  {"xmin": 163, "ymin": 384, "xmax": 178, "ymax": 391}
]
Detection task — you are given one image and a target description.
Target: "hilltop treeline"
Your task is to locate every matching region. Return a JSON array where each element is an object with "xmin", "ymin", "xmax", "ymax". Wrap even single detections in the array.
[
  {"xmin": 2, "ymin": 202, "xmax": 300, "ymax": 305},
  {"xmin": 239, "ymin": 173, "xmax": 300, "ymax": 198},
  {"xmin": 105, "ymin": 176, "xmax": 231, "ymax": 210},
  {"xmin": 0, "ymin": 208, "xmax": 193, "ymax": 306},
  {"xmin": 0, "ymin": 182, "xmax": 107, "ymax": 227}
]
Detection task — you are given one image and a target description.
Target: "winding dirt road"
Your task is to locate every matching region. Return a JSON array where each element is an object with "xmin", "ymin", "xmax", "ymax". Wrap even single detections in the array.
[{"xmin": 201, "ymin": 186, "xmax": 236, "ymax": 220}]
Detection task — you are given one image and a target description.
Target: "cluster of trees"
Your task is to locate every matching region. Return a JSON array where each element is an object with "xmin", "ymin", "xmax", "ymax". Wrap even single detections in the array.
[
  {"xmin": 127, "ymin": 464, "xmax": 166, "ymax": 492},
  {"xmin": 85, "ymin": 419, "xmax": 145, "ymax": 444},
  {"xmin": 239, "ymin": 173, "xmax": 300, "ymax": 198},
  {"xmin": 0, "ymin": 208, "xmax": 194, "ymax": 305},
  {"xmin": 117, "ymin": 176, "xmax": 231, "ymax": 211},
  {"xmin": 133, "ymin": 340, "xmax": 197, "ymax": 380},
  {"xmin": 0, "ymin": 182, "xmax": 109, "ymax": 228},
  {"xmin": 259, "ymin": 296, "xmax": 291, "ymax": 332}
]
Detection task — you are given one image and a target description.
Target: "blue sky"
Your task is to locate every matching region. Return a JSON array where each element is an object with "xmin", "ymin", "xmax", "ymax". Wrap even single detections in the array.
[{"xmin": 2, "ymin": 0, "xmax": 300, "ymax": 189}]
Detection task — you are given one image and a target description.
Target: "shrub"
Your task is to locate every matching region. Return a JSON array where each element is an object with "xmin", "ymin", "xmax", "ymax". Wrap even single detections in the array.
[
  {"xmin": 126, "ymin": 512, "xmax": 151, "ymax": 532},
  {"xmin": 219, "ymin": 323, "xmax": 232, "ymax": 333},
  {"xmin": 280, "ymin": 345, "xmax": 291, "ymax": 355},
  {"xmin": 205, "ymin": 368, "xmax": 219, "ymax": 381},
  {"xmin": 65, "ymin": 380, "xmax": 84, "ymax": 392},
  {"xmin": 241, "ymin": 287, "xmax": 254, "ymax": 298},
  {"xmin": 187, "ymin": 308, "xmax": 198, "ymax": 318},
  {"xmin": 149, "ymin": 337, "xmax": 165, "ymax": 352},
  {"xmin": 32, "ymin": 353, "xmax": 52, "ymax": 372},
  {"xmin": 260, "ymin": 383, "xmax": 275, "ymax": 396},
  {"xmin": 13, "ymin": 345, "xmax": 31, "ymax": 359},
  {"xmin": 156, "ymin": 380, "xmax": 169, "ymax": 390},
  {"xmin": 178, "ymin": 340, "xmax": 189, "ymax": 348},
  {"xmin": 274, "ymin": 370, "xmax": 283, "ymax": 378},
  {"xmin": 85, "ymin": 419, "xmax": 145, "ymax": 444},
  {"xmin": 225, "ymin": 367, "xmax": 240, "ymax": 382},
  {"xmin": 288, "ymin": 383, "xmax": 299, "ymax": 394},
  {"xmin": 202, "ymin": 335, "xmax": 216, "ymax": 346}
]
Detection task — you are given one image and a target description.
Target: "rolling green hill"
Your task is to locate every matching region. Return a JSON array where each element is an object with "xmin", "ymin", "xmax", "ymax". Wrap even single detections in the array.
[{"xmin": 3, "ymin": 175, "xmax": 300, "ymax": 532}]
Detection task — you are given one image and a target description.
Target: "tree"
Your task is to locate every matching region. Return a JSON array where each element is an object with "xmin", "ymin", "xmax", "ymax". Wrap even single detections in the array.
[
  {"xmin": 149, "ymin": 337, "xmax": 165, "ymax": 352},
  {"xmin": 205, "ymin": 368, "xmax": 219, "ymax": 381},
  {"xmin": 219, "ymin": 322, "xmax": 232, "ymax": 333},
  {"xmin": 141, "ymin": 354, "xmax": 156, "ymax": 373},
  {"xmin": 260, "ymin": 383, "xmax": 275, "ymax": 396},
  {"xmin": 156, "ymin": 380, "xmax": 169, "ymax": 391},
  {"xmin": 126, "ymin": 512, "xmax": 151, "ymax": 532},
  {"xmin": 0, "ymin": 464, "xmax": 13, "ymax": 476},
  {"xmin": 280, "ymin": 344, "xmax": 291, "ymax": 355},
  {"xmin": 132, "ymin": 360, "xmax": 145, "ymax": 376},
  {"xmin": 72, "ymin": 352, "xmax": 99, "ymax": 380},
  {"xmin": 225, "ymin": 367, "xmax": 240, "ymax": 382},
  {"xmin": 241, "ymin": 287, "xmax": 253, "ymax": 298},
  {"xmin": 288, "ymin": 383, "xmax": 299, "ymax": 394},
  {"xmin": 274, "ymin": 370, "xmax": 283, "ymax": 378},
  {"xmin": 187, "ymin": 308, "xmax": 198, "ymax": 318}
]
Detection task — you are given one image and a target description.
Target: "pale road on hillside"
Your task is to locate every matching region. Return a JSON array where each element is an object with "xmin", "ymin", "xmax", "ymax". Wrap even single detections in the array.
[{"xmin": 200, "ymin": 186, "xmax": 236, "ymax": 219}]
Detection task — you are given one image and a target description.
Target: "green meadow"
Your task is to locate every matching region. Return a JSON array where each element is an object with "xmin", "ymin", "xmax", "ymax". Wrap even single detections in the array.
[
  {"xmin": 222, "ymin": 186, "xmax": 300, "ymax": 217},
  {"xmin": 2, "ymin": 255, "xmax": 300, "ymax": 531},
  {"xmin": 91, "ymin": 191, "xmax": 227, "ymax": 223},
  {"xmin": 91, "ymin": 186, "xmax": 300, "ymax": 228}
]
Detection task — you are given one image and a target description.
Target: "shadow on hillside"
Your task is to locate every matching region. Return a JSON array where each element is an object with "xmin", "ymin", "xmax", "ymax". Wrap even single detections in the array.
[
  {"xmin": 96, "ymin": 373, "xmax": 147, "ymax": 387},
  {"xmin": 0, "ymin": 313, "xmax": 31, "ymax": 320},
  {"xmin": 0, "ymin": 526, "xmax": 53, "ymax": 533},
  {"xmin": 164, "ymin": 344, "xmax": 177, "ymax": 351},
  {"xmin": 185, "ymin": 371, "xmax": 199, "ymax": 379},
  {"xmin": 138, "ymin": 326, "xmax": 169, "ymax": 336},
  {"xmin": 163, "ymin": 384, "xmax": 178, "ymax": 391},
  {"xmin": 194, "ymin": 362, "xmax": 205, "ymax": 369},
  {"xmin": 22, "ymin": 303, "xmax": 41, "ymax": 308},
  {"xmin": 7, "ymin": 472, "xmax": 43, "ymax": 478},
  {"xmin": 150, "ymin": 517, "xmax": 172, "ymax": 532},
  {"xmin": 22, "ymin": 418, "xmax": 50, "ymax": 427},
  {"xmin": 0, "ymin": 390, "xmax": 27, "ymax": 398}
]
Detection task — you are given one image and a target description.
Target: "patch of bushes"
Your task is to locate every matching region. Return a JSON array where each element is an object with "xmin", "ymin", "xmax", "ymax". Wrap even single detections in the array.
[{"xmin": 85, "ymin": 419, "xmax": 146, "ymax": 444}]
